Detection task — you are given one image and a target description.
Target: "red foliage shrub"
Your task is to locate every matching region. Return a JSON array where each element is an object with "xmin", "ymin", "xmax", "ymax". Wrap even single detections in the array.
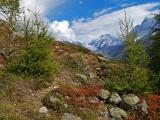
[
  {"xmin": 147, "ymin": 95, "xmax": 160, "ymax": 112},
  {"xmin": 146, "ymin": 95, "xmax": 160, "ymax": 120},
  {"xmin": 58, "ymin": 85, "xmax": 102, "ymax": 97},
  {"xmin": 0, "ymin": 56, "xmax": 7, "ymax": 63},
  {"xmin": 127, "ymin": 95, "xmax": 160, "ymax": 120},
  {"xmin": 66, "ymin": 96, "xmax": 102, "ymax": 108},
  {"xmin": 57, "ymin": 85, "xmax": 103, "ymax": 108}
]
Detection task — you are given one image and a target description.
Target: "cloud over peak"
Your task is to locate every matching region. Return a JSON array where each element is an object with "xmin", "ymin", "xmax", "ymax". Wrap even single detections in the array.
[
  {"xmin": 71, "ymin": 2, "xmax": 160, "ymax": 43},
  {"xmin": 50, "ymin": 21, "xmax": 76, "ymax": 42}
]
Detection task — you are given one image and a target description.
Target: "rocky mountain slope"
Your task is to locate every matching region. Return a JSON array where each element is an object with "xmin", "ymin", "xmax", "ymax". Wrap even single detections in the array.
[
  {"xmin": 0, "ymin": 39, "xmax": 159, "ymax": 119},
  {"xmin": 89, "ymin": 34, "xmax": 124, "ymax": 59},
  {"xmin": 0, "ymin": 19, "xmax": 160, "ymax": 120}
]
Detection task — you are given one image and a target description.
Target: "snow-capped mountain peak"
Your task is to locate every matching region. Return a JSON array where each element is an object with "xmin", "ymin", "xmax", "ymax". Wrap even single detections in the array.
[{"xmin": 89, "ymin": 34, "xmax": 122, "ymax": 49}]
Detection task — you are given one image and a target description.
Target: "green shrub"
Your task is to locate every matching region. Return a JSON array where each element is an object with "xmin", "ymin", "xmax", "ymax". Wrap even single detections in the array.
[
  {"xmin": 6, "ymin": 36, "xmax": 57, "ymax": 78},
  {"xmin": 149, "ymin": 72, "xmax": 160, "ymax": 94},
  {"xmin": 105, "ymin": 66, "xmax": 149, "ymax": 95}
]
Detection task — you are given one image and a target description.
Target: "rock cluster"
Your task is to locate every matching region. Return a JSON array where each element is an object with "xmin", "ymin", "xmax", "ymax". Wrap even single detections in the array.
[{"xmin": 42, "ymin": 88, "xmax": 149, "ymax": 120}]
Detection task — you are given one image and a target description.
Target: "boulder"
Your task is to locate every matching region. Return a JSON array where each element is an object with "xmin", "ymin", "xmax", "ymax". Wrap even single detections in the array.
[
  {"xmin": 84, "ymin": 66, "xmax": 95, "ymax": 78},
  {"xmin": 123, "ymin": 94, "xmax": 140, "ymax": 106},
  {"xmin": 76, "ymin": 73, "xmax": 87, "ymax": 81},
  {"xmin": 42, "ymin": 91, "xmax": 65, "ymax": 110},
  {"xmin": 39, "ymin": 106, "xmax": 48, "ymax": 114},
  {"xmin": 99, "ymin": 89, "xmax": 110, "ymax": 100},
  {"xmin": 120, "ymin": 94, "xmax": 140, "ymax": 111},
  {"xmin": 61, "ymin": 113, "xmax": 82, "ymax": 120},
  {"xmin": 110, "ymin": 107, "xmax": 128, "ymax": 120},
  {"xmin": 109, "ymin": 92, "xmax": 122, "ymax": 104},
  {"xmin": 136, "ymin": 100, "xmax": 149, "ymax": 114},
  {"xmin": 141, "ymin": 100, "xmax": 149, "ymax": 113}
]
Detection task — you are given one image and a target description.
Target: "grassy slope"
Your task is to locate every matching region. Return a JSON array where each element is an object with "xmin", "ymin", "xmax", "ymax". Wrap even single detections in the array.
[
  {"xmin": 0, "ymin": 36, "xmax": 116, "ymax": 119},
  {"xmin": 0, "ymin": 21, "xmax": 133, "ymax": 120}
]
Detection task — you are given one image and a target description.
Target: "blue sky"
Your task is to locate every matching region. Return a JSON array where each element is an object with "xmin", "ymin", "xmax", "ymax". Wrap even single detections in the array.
[
  {"xmin": 21, "ymin": 0, "xmax": 160, "ymax": 43},
  {"xmin": 47, "ymin": 0, "xmax": 160, "ymax": 22}
]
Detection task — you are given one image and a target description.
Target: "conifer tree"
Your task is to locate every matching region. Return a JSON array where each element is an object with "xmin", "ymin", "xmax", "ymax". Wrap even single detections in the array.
[
  {"xmin": 119, "ymin": 11, "xmax": 148, "ymax": 93},
  {"xmin": 149, "ymin": 12, "xmax": 160, "ymax": 74},
  {"xmin": 148, "ymin": 12, "xmax": 160, "ymax": 93}
]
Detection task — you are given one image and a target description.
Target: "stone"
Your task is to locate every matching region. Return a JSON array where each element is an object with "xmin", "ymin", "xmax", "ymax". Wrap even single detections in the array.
[
  {"xmin": 42, "ymin": 91, "xmax": 65, "ymax": 110},
  {"xmin": 98, "ymin": 56, "xmax": 109, "ymax": 63},
  {"xmin": 76, "ymin": 73, "xmax": 87, "ymax": 81},
  {"xmin": 88, "ymin": 97, "xmax": 100, "ymax": 104},
  {"xmin": 99, "ymin": 89, "xmax": 110, "ymax": 100},
  {"xmin": 84, "ymin": 65, "xmax": 95, "ymax": 78},
  {"xmin": 39, "ymin": 106, "xmax": 48, "ymax": 114},
  {"xmin": 136, "ymin": 100, "xmax": 149, "ymax": 114},
  {"xmin": 123, "ymin": 94, "xmax": 140, "ymax": 106},
  {"xmin": 99, "ymin": 107, "xmax": 110, "ymax": 120},
  {"xmin": 61, "ymin": 113, "xmax": 82, "ymax": 120},
  {"xmin": 109, "ymin": 92, "xmax": 122, "ymax": 104},
  {"xmin": 110, "ymin": 107, "xmax": 128, "ymax": 120},
  {"xmin": 141, "ymin": 100, "xmax": 149, "ymax": 113}
]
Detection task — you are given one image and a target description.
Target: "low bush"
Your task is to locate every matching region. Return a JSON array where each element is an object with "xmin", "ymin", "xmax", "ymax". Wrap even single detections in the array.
[
  {"xmin": 149, "ymin": 72, "xmax": 160, "ymax": 94},
  {"xmin": 105, "ymin": 66, "xmax": 149, "ymax": 95},
  {"xmin": 6, "ymin": 39, "xmax": 57, "ymax": 78}
]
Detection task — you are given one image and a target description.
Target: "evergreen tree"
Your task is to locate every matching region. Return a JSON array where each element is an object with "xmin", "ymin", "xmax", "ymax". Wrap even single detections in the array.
[
  {"xmin": 119, "ymin": 11, "xmax": 148, "ymax": 93},
  {"xmin": 149, "ymin": 12, "xmax": 160, "ymax": 74},
  {"xmin": 148, "ymin": 12, "xmax": 160, "ymax": 93}
]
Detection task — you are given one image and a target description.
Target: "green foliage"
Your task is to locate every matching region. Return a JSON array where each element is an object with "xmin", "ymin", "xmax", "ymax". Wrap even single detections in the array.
[
  {"xmin": 105, "ymin": 11, "xmax": 149, "ymax": 95},
  {"xmin": 6, "ymin": 11, "xmax": 57, "ymax": 78},
  {"xmin": 147, "ymin": 13, "xmax": 160, "ymax": 94},
  {"xmin": 148, "ymin": 72, "xmax": 160, "ymax": 94},
  {"xmin": 105, "ymin": 66, "xmax": 149, "ymax": 94},
  {"xmin": 6, "ymin": 39, "xmax": 57, "ymax": 77},
  {"xmin": 148, "ymin": 13, "xmax": 160, "ymax": 74}
]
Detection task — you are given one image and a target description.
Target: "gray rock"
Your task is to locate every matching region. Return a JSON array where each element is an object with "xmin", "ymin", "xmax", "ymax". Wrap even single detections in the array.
[
  {"xmin": 123, "ymin": 94, "xmax": 140, "ymax": 106},
  {"xmin": 88, "ymin": 97, "xmax": 100, "ymax": 104},
  {"xmin": 98, "ymin": 56, "xmax": 109, "ymax": 63},
  {"xmin": 84, "ymin": 66, "xmax": 95, "ymax": 78},
  {"xmin": 61, "ymin": 113, "xmax": 82, "ymax": 120},
  {"xmin": 99, "ymin": 107, "xmax": 110, "ymax": 120},
  {"xmin": 141, "ymin": 100, "xmax": 149, "ymax": 113},
  {"xmin": 100, "ymin": 89, "xmax": 110, "ymax": 100},
  {"xmin": 110, "ymin": 107, "xmax": 128, "ymax": 120},
  {"xmin": 76, "ymin": 73, "xmax": 87, "ymax": 81},
  {"xmin": 42, "ymin": 91, "xmax": 65, "ymax": 110},
  {"xmin": 136, "ymin": 100, "xmax": 149, "ymax": 114},
  {"xmin": 39, "ymin": 106, "xmax": 48, "ymax": 114},
  {"xmin": 109, "ymin": 92, "xmax": 122, "ymax": 104}
]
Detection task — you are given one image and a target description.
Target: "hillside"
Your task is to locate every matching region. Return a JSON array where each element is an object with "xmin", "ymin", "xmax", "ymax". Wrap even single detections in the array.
[{"xmin": 0, "ymin": 17, "xmax": 160, "ymax": 120}]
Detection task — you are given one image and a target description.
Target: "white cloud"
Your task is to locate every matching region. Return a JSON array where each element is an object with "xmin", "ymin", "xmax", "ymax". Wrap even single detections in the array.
[
  {"xmin": 50, "ymin": 21, "xmax": 76, "ymax": 42},
  {"xmin": 20, "ymin": 0, "xmax": 75, "ymax": 42},
  {"xmin": 71, "ymin": 2, "xmax": 160, "ymax": 43},
  {"xmin": 93, "ymin": 8, "xmax": 112, "ymax": 17},
  {"xmin": 20, "ymin": 0, "xmax": 65, "ymax": 16}
]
